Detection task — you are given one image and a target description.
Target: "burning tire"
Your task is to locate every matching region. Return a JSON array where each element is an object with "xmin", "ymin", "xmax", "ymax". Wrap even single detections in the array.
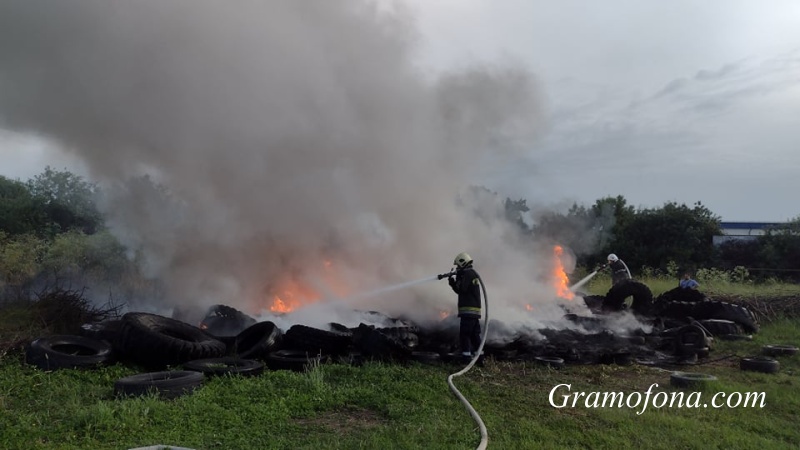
[
  {"xmin": 284, "ymin": 324, "xmax": 353, "ymax": 355},
  {"xmin": 114, "ymin": 370, "xmax": 205, "ymax": 399},
  {"xmin": 25, "ymin": 335, "xmax": 113, "ymax": 371},
  {"xmin": 117, "ymin": 312, "xmax": 227, "ymax": 368},
  {"xmin": 740, "ymin": 356, "xmax": 780, "ymax": 374},
  {"xmin": 183, "ymin": 357, "xmax": 265, "ymax": 377},
  {"xmin": 602, "ymin": 280, "xmax": 653, "ymax": 314},
  {"xmin": 232, "ymin": 321, "xmax": 283, "ymax": 359}
]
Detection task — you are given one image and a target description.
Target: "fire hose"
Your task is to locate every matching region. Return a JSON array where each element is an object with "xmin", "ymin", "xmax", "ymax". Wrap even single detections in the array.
[{"xmin": 438, "ymin": 270, "xmax": 490, "ymax": 450}]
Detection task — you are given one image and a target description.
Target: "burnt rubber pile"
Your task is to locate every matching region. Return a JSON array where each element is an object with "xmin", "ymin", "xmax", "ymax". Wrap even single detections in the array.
[{"xmin": 21, "ymin": 286, "xmax": 792, "ymax": 399}]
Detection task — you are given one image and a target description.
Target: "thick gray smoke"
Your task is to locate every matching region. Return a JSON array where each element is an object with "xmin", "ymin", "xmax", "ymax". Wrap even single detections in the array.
[{"xmin": 0, "ymin": 0, "xmax": 611, "ymax": 332}]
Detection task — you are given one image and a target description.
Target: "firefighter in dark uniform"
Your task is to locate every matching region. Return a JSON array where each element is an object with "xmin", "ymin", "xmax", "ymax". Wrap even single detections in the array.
[
  {"xmin": 448, "ymin": 252, "xmax": 482, "ymax": 361},
  {"xmin": 601, "ymin": 253, "xmax": 631, "ymax": 286}
]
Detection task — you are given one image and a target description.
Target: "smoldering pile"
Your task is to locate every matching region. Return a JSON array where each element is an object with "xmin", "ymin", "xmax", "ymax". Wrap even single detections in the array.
[{"xmin": 64, "ymin": 287, "xmax": 755, "ymax": 373}]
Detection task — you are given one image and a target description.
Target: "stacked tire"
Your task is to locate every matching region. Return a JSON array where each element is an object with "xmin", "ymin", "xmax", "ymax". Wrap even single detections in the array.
[{"xmin": 116, "ymin": 312, "xmax": 227, "ymax": 368}]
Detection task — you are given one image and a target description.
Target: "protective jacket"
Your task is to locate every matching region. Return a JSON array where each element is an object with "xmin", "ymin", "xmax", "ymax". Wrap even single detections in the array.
[
  {"xmin": 609, "ymin": 259, "xmax": 631, "ymax": 285},
  {"xmin": 449, "ymin": 266, "xmax": 481, "ymax": 318}
]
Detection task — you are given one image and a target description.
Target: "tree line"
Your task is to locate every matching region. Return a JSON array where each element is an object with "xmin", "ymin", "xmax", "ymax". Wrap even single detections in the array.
[
  {"xmin": 1, "ymin": 169, "xmax": 799, "ymax": 299},
  {"xmin": 502, "ymin": 192, "xmax": 799, "ymax": 282}
]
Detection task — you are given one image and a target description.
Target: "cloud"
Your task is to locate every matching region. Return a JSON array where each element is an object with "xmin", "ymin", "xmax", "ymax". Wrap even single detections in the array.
[{"xmin": 494, "ymin": 52, "xmax": 800, "ymax": 221}]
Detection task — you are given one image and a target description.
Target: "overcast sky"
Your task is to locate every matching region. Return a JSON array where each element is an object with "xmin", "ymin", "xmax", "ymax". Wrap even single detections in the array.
[
  {"xmin": 2, "ymin": 0, "xmax": 799, "ymax": 222},
  {"xmin": 404, "ymin": 0, "xmax": 800, "ymax": 222}
]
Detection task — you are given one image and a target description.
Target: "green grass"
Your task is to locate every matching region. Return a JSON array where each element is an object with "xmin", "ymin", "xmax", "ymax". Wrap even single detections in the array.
[{"xmin": 2, "ymin": 319, "xmax": 800, "ymax": 450}]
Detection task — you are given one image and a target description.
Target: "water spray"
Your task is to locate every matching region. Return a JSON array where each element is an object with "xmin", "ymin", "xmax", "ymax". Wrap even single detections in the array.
[
  {"xmin": 347, "ymin": 274, "xmax": 442, "ymax": 302},
  {"xmin": 569, "ymin": 270, "xmax": 599, "ymax": 293}
]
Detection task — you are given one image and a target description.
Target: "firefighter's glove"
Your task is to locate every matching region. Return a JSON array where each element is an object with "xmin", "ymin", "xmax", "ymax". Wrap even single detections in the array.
[{"xmin": 448, "ymin": 276, "xmax": 456, "ymax": 289}]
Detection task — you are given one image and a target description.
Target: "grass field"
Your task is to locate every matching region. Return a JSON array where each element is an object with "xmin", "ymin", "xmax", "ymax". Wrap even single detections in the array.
[{"xmin": 1, "ymin": 279, "xmax": 799, "ymax": 449}]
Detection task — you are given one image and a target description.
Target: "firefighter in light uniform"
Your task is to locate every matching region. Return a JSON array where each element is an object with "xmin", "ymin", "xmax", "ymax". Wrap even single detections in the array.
[{"xmin": 448, "ymin": 252, "xmax": 482, "ymax": 361}]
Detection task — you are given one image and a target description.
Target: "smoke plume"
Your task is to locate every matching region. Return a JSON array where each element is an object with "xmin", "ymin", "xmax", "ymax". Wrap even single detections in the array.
[{"xmin": 0, "ymin": 0, "xmax": 599, "ymax": 330}]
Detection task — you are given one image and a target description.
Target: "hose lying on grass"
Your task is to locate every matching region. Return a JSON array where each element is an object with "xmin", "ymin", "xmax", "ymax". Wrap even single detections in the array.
[{"xmin": 446, "ymin": 273, "xmax": 490, "ymax": 450}]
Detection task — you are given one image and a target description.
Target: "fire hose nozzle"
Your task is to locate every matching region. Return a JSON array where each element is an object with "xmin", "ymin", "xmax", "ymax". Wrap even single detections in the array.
[{"xmin": 437, "ymin": 270, "xmax": 456, "ymax": 280}]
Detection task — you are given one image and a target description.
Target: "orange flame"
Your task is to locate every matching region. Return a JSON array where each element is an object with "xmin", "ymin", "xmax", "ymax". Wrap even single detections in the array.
[
  {"xmin": 525, "ymin": 304, "xmax": 533, "ymax": 311},
  {"xmin": 266, "ymin": 261, "xmax": 352, "ymax": 313},
  {"xmin": 439, "ymin": 310, "xmax": 450, "ymax": 320},
  {"xmin": 270, "ymin": 277, "xmax": 321, "ymax": 313},
  {"xmin": 553, "ymin": 245, "xmax": 574, "ymax": 300}
]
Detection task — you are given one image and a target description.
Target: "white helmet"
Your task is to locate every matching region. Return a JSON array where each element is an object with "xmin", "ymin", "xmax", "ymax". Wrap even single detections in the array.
[
  {"xmin": 453, "ymin": 252, "xmax": 473, "ymax": 268},
  {"xmin": 607, "ymin": 253, "xmax": 619, "ymax": 262}
]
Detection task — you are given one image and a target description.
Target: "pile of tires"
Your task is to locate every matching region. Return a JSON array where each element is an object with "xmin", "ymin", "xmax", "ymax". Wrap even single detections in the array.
[
  {"xmin": 654, "ymin": 300, "xmax": 759, "ymax": 334},
  {"xmin": 115, "ymin": 312, "xmax": 228, "ymax": 368}
]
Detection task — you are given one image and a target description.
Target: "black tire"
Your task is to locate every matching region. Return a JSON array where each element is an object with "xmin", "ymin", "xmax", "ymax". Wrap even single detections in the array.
[
  {"xmin": 603, "ymin": 280, "xmax": 653, "ymax": 314},
  {"xmin": 232, "ymin": 321, "xmax": 283, "ymax": 360},
  {"xmin": 199, "ymin": 304, "xmax": 257, "ymax": 337},
  {"xmin": 534, "ymin": 356, "xmax": 564, "ymax": 369},
  {"xmin": 183, "ymin": 357, "xmax": 265, "ymax": 377},
  {"xmin": 697, "ymin": 319, "xmax": 742, "ymax": 337},
  {"xmin": 410, "ymin": 351, "xmax": 441, "ymax": 365},
  {"xmin": 114, "ymin": 370, "xmax": 205, "ymax": 399},
  {"xmin": 79, "ymin": 319, "xmax": 123, "ymax": 344},
  {"xmin": 582, "ymin": 295, "xmax": 605, "ymax": 313},
  {"xmin": 284, "ymin": 324, "xmax": 353, "ymax": 355},
  {"xmin": 265, "ymin": 349, "xmax": 327, "ymax": 372},
  {"xmin": 25, "ymin": 335, "xmax": 113, "ymax": 371},
  {"xmin": 376, "ymin": 327, "xmax": 419, "ymax": 349},
  {"xmin": 620, "ymin": 335, "xmax": 646, "ymax": 345},
  {"xmin": 329, "ymin": 322, "xmax": 353, "ymax": 335},
  {"xmin": 564, "ymin": 314, "xmax": 606, "ymax": 331},
  {"xmin": 117, "ymin": 312, "xmax": 227, "ymax": 368},
  {"xmin": 689, "ymin": 301, "xmax": 759, "ymax": 333},
  {"xmin": 762, "ymin": 344, "xmax": 799, "ymax": 357},
  {"xmin": 740, "ymin": 356, "xmax": 780, "ymax": 374},
  {"xmin": 656, "ymin": 287, "xmax": 706, "ymax": 303},
  {"xmin": 355, "ymin": 324, "xmax": 412, "ymax": 362},
  {"xmin": 670, "ymin": 372, "xmax": 717, "ymax": 388},
  {"xmin": 654, "ymin": 301, "xmax": 697, "ymax": 320},
  {"xmin": 209, "ymin": 334, "xmax": 237, "ymax": 354},
  {"xmin": 599, "ymin": 352, "xmax": 633, "ymax": 366},
  {"xmin": 674, "ymin": 324, "xmax": 708, "ymax": 356}
]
